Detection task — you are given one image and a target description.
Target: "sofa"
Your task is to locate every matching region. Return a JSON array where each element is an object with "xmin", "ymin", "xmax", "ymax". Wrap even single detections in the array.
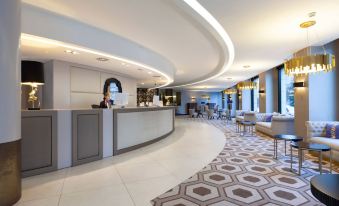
[
  {"xmin": 235, "ymin": 110, "xmax": 256, "ymax": 122},
  {"xmin": 305, "ymin": 121, "xmax": 339, "ymax": 162},
  {"xmin": 255, "ymin": 114, "xmax": 295, "ymax": 137}
]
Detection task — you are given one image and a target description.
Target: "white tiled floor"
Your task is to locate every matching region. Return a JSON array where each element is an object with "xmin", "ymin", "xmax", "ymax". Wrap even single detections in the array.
[{"xmin": 16, "ymin": 118, "xmax": 226, "ymax": 206}]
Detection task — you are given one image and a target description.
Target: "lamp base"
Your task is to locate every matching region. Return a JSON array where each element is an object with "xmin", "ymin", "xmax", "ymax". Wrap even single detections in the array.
[{"xmin": 28, "ymin": 108, "xmax": 40, "ymax": 110}]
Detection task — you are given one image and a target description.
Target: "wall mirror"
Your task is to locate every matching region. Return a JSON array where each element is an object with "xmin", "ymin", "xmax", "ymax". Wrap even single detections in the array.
[{"xmin": 103, "ymin": 78, "xmax": 122, "ymax": 103}]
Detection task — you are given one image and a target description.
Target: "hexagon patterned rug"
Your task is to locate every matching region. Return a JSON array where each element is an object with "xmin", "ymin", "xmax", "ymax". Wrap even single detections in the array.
[{"xmin": 151, "ymin": 117, "xmax": 338, "ymax": 206}]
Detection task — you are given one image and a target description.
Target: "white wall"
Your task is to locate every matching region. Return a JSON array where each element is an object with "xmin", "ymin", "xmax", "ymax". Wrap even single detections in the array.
[
  {"xmin": 309, "ymin": 71, "xmax": 337, "ymax": 121},
  {"xmin": 44, "ymin": 60, "xmax": 137, "ymax": 109}
]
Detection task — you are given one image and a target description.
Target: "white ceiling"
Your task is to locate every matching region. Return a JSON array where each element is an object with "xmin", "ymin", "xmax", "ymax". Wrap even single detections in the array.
[
  {"xmin": 194, "ymin": 0, "xmax": 339, "ymax": 91},
  {"xmin": 21, "ymin": 0, "xmax": 339, "ymax": 91},
  {"xmin": 22, "ymin": 0, "xmax": 222, "ymax": 87},
  {"xmin": 20, "ymin": 34, "xmax": 168, "ymax": 87}
]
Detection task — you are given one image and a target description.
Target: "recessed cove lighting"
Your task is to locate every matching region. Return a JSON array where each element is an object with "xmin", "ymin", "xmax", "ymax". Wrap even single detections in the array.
[
  {"xmin": 243, "ymin": 65, "xmax": 251, "ymax": 68},
  {"xmin": 64, "ymin": 50, "xmax": 79, "ymax": 55},
  {"xmin": 96, "ymin": 57, "xmax": 109, "ymax": 62},
  {"xmin": 21, "ymin": 33, "xmax": 174, "ymax": 89},
  {"xmin": 169, "ymin": 0, "xmax": 235, "ymax": 88}
]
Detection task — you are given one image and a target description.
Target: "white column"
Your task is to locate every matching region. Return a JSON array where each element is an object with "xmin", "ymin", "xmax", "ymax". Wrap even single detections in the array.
[
  {"xmin": 0, "ymin": 0, "xmax": 21, "ymax": 205},
  {"xmin": 0, "ymin": 0, "xmax": 21, "ymax": 144}
]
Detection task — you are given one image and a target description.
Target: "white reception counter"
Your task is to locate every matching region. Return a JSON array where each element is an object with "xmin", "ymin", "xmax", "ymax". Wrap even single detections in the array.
[{"xmin": 21, "ymin": 106, "xmax": 176, "ymax": 176}]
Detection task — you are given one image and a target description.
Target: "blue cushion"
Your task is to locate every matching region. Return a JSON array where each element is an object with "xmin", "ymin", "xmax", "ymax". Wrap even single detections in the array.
[
  {"xmin": 265, "ymin": 115, "xmax": 273, "ymax": 122},
  {"xmin": 325, "ymin": 124, "xmax": 339, "ymax": 139}
]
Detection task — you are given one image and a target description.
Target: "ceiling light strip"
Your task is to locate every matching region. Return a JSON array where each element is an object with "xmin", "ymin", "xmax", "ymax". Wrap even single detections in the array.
[
  {"xmin": 170, "ymin": 0, "xmax": 235, "ymax": 88},
  {"xmin": 21, "ymin": 33, "xmax": 173, "ymax": 88}
]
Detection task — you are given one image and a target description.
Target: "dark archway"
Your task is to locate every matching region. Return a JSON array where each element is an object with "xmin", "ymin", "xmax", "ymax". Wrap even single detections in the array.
[{"xmin": 103, "ymin": 78, "xmax": 122, "ymax": 95}]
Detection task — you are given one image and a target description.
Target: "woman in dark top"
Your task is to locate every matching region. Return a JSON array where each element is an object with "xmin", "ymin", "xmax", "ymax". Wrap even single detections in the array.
[{"xmin": 99, "ymin": 93, "xmax": 112, "ymax": 108}]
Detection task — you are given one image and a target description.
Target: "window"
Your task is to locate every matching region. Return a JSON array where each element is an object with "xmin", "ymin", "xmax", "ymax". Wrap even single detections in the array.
[
  {"xmin": 251, "ymin": 77, "xmax": 259, "ymax": 112},
  {"xmin": 279, "ymin": 67, "xmax": 295, "ymax": 115}
]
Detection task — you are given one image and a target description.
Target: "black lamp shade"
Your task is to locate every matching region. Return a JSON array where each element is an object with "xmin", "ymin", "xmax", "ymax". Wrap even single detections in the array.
[
  {"xmin": 293, "ymin": 82, "xmax": 305, "ymax": 88},
  {"xmin": 21, "ymin": 61, "xmax": 45, "ymax": 84}
]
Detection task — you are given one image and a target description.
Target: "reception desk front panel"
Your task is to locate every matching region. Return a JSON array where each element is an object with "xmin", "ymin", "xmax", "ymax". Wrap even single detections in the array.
[
  {"xmin": 113, "ymin": 107, "xmax": 175, "ymax": 155},
  {"xmin": 21, "ymin": 107, "xmax": 175, "ymax": 176}
]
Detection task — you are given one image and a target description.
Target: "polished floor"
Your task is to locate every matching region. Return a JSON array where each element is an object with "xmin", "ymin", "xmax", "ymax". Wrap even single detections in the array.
[{"xmin": 15, "ymin": 118, "xmax": 226, "ymax": 206}]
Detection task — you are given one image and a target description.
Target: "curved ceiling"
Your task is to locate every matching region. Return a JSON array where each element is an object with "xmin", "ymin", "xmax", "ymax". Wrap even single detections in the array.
[
  {"xmin": 21, "ymin": 0, "xmax": 339, "ymax": 92},
  {"xmin": 186, "ymin": 0, "xmax": 339, "ymax": 91},
  {"xmin": 22, "ymin": 0, "xmax": 226, "ymax": 87}
]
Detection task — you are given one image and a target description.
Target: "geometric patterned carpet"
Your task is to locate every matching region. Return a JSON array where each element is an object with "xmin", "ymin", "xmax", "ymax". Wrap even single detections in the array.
[{"xmin": 152, "ymin": 117, "xmax": 338, "ymax": 206}]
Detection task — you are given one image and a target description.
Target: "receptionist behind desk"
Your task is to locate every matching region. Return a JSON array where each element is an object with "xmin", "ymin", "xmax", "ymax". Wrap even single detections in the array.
[{"xmin": 99, "ymin": 93, "xmax": 113, "ymax": 108}]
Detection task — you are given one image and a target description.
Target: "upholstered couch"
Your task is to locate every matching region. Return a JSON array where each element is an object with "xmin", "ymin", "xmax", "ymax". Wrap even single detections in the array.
[
  {"xmin": 305, "ymin": 121, "xmax": 339, "ymax": 162},
  {"xmin": 255, "ymin": 114, "xmax": 295, "ymax": 137},
  {"xmin": 235, "ymin": 110, "xmax": 256, "ymax": 122}
]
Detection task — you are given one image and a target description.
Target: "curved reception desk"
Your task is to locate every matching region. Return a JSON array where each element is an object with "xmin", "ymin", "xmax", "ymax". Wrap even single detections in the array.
[
  {"xmin": 114, "ymin": 107, "xmax": 175, "ymax": 155},
  {"xmin": 21, "ymin": 106, "xmax": 175, "ymax": 177}
]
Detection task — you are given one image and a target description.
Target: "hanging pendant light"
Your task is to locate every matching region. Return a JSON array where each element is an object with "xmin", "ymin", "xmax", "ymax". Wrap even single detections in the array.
[
  {"xmin": 224, "ymin": 88, "xmax": 237, "ymax": 94},
  {"xmin": 284, "ymin": 12, "xmax": 336, "ymax": 76},
  {"xmin": 237, "ymin": 81, "xmax": 257, "ymax": 90}
]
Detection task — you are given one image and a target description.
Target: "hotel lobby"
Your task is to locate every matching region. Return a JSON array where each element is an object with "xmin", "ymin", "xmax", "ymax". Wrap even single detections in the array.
[{"xmin": 1, "ymin": 0, "xmax": 339, "ymax": 206}]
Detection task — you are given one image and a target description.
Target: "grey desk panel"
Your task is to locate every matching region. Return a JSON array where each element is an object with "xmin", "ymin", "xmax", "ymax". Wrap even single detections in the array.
[
  {"xmin": 21, "ymin": 111, "xmax": 57, "ymax": 177},
  {"xmin": 72, "ymin": 110, "xmax": 103, "ymax": 166}
]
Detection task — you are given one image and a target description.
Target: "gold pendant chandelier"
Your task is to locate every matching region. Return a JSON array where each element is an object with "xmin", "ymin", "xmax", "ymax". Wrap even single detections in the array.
[
  {"xmin": 284, "ymin": 54, "xmax": 335, "ymax": 76},
  {"xmin": 237, "ymin": 81, "xmax": 257, "ymax": 90},
  {"xmin": 224, "ymin": 88, "xmax": 237, "ymax": 94},
  {"xmin": 284, "ymin": 13, "xmax": 335, "ymax": 76}
]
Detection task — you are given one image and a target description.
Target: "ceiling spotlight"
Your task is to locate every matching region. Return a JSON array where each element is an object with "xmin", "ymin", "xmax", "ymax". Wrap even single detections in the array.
[
  {"xmin": 243, "ymin": 65, "xmax": 250, "ymax": 68},
  {"xmin": 64, "ymin": 50, "xmax": 79, "ymax": 55},
  {"xmin": 96, "ymin": 57, "xmax": 109, "ymax": 62},
  {"xmin": 141, "ymin": 82, "xmax": 145, "ymax": 85},
  {"xmin": 148, "ymin": 71, "xmax": 152, "ymax": 74},
  {"xmin": 121, "ymin": 62, "xmax": 126, "ymax": 65}
]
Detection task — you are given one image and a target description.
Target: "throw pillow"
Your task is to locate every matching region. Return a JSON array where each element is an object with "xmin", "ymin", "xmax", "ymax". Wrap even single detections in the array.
[
  {"xmin": 325, "ymin": 124, "xmax": 339, "ymax": 139},
  {"xmin": 265, "ymin": 115, "xmax": 273, "ymax": 122},
  {"xmin": 256, "ymin": 113, "xmax": 266, "ymax": 122}
]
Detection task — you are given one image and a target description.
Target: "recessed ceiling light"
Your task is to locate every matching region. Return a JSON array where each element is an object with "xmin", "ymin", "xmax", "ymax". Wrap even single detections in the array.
[
  {"xmin": 152, "ymin": 75, "xmax": 161, "ymax": 78},
  {"xmin": 121, "ymin": 62, "xmax": 126, "ymax": 65},
  {"xmin": 138, "ymin": 68, "xmax": 143, "ymax": 71},
  {"xmin": 226, "ymin": 77, "xmax": 233, "ymax": 80},
  {"xmin": 96, "ymin": 57, "xmax": 109, "ymax": 62},
  {"xmin": 243, "ymin": 65, "xmax": 251, "ymax": 68},
  {"xmin": 148, "ymin": 71, "xmax": 152, "ymax": 74},
  {"xmin": 141, "ymin": 82, "xmax": 145, "ymax": 85},
  {"xmin": 64, "ymin": 50, "xmax": 79, "ymax": 55}
]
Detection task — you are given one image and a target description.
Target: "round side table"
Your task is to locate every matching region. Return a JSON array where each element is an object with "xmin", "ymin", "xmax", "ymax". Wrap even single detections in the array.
[
  {"xmin": 311, "ymin": 174, "xmax": 339, "ymax": 206},
  {"xmin": 272, "ymin": 134, "xmax": 302, "ymax": 159},
  {"xmin": 290, "ymin": 141, "xmax": 332, "ymax": 175},
  {"xmin": 239, "ymin": 121, "xmax": 255, "ymax": 136}
]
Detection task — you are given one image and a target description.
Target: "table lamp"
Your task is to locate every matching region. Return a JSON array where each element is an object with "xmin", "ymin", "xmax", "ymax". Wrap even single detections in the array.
[{"xmin": 21, "ymin": 61, "xmax": 45, "ymax": 110}]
